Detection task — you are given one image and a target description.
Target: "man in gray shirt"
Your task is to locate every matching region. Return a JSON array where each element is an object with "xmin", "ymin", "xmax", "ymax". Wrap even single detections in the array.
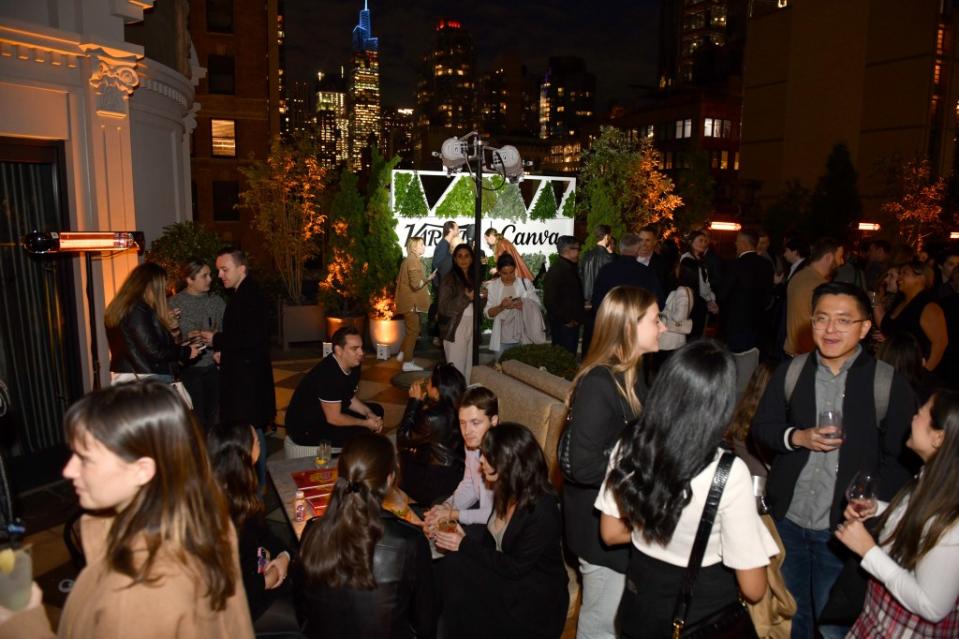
[{"xmin": 752, "ymin": 281, "xmax": 916, "ymax": 639}]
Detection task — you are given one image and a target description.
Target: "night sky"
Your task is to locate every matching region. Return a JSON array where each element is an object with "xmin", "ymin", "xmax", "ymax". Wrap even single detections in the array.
[{"xmin": 284, "ymin": 0, "xmax": 662, "ymax": 112}]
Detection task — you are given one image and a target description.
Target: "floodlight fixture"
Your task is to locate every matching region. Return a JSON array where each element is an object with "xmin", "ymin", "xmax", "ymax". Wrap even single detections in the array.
[
  {"xmin": 491, "ymin": 145, "xmax": 524, "ymax": 181},
  {"xmin": 440, "ymin": 137, "xmax": 469, "ymax": 173}
]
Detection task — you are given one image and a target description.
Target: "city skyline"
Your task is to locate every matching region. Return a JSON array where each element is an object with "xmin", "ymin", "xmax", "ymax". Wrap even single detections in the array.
[{"xmin": 284, "ymin": 0, "xmax": 661, "ymax": 112}]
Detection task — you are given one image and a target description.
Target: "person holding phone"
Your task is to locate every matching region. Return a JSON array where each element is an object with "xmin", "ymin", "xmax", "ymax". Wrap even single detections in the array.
[{"xmin": 485, "ymin": 254, "xmax": 546, "ymax": 358}]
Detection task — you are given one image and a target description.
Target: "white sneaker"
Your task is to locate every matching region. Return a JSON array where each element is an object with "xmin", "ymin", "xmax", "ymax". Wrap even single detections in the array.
[
  {"xmin": 402, "ymin": 362, "xmax": 424, "ymax": 372},
  {"xmin": 396, "ymin": 351, "xmax": 404, "ymax": 363}
]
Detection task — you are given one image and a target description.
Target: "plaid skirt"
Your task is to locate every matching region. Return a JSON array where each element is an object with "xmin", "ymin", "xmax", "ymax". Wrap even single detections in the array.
[{"xmin": 848, "ymin": 578, "xmax": 959, "ymax": 638}]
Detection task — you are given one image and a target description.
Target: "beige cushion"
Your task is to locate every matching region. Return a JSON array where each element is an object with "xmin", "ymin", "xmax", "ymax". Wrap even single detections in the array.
[
  {"xmin": 471, "ymin": 365, "xmax": 559, "ymax": 455},
  {"xmin": 501, "ymin": 359, "xmax": 572, "ymax": 401}
]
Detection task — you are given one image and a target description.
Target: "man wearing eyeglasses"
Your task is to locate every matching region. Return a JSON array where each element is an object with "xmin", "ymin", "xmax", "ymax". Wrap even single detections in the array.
[{"xmin": 753, "ymin": 281, "xmax": 917, "ymax": 639}]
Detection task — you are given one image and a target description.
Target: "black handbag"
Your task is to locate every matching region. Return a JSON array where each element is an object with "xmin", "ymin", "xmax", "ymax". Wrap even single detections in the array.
[
  {"xmin": 557, "ymin": 367, "xmax": 631, "ymax": 483},
  {"xmin": 671, "ymin": 452, "xmax": 759, "ymax": 639}
]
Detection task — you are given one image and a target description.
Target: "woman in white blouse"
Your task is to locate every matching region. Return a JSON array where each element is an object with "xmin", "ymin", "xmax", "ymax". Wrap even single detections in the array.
[
  {"xmin": 657, "ymin": 260, "xmax": 697, "ymax": 353},
  {"xmin": 835, "ymin": 388, "xmax": 959, "ymax": 635},
  {"xmin": 596, "ymin": 340, "xmax": 778, "ymax": 638},
  {"xmin": 484, "ymin": 253, "xmax": 546, "ymax": 358}
]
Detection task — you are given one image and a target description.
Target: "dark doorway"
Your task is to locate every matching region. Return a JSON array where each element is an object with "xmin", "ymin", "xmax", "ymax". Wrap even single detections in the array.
[{"xmin": 0, "ymin": 138, "xmax": 82, "ymax": 496}]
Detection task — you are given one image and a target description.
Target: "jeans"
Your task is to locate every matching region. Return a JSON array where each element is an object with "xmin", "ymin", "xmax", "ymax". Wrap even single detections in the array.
[
  {"xmin": 576, "ymin": 559, "xmax": 625, "ymax": 639},
  {"xmin": 776, "ymin": 518, "xmax": 848, "ymax": 639},
  {"xmin": 549, "ymin": 316, "xmax": 580, "ymax": 356}
]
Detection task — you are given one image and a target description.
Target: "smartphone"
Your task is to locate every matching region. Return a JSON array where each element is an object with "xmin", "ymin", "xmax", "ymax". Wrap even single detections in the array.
[{"xmin": 257, "ymin": 547, "xmax": 268, "ymax": 574}]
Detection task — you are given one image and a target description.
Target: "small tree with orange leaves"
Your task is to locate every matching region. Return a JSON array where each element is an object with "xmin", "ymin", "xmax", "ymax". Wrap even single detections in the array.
[
  {"xmin": 624, "ymin": 139, "xmax": 683, "ymax": 237},
  {"xmin": 320, "ymin": 168, "xmax": 366, "ymax": 316},
  {"xmin": 880, "ymin": 158, "xmax": 947, "ymax": 252},
  {"xmin": 239, "ymin": 134, "xmax": 326, "ymax": 303}
]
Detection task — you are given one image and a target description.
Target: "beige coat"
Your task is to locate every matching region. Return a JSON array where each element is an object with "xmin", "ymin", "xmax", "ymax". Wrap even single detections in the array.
[
  {"xmin": 395, "ymin": 256, "xmax": 431, "ymax": 314},
  {"xmin": 1, "ymin": 515, "xmax": 253, "ymax": 639}
]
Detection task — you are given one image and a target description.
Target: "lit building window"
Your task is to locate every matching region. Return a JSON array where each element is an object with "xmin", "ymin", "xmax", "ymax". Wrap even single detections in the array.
[
  {"xmin": 675, "ymin": 118, "xmax": 693, "ymax": 139},
  {"xmin": 720, "ymin": 150, "xmax": 729, "ymax": 170},
  {"xmin": 734, "ymin": 151, "xmax": 740, "ymax": 171},
  {"xmin": 704, "ymin": 118, "xmax": 715, "ymax": 137},
  {"xmin": 211, "ymin": 119, "xmax": 236, "ymax": 157}
]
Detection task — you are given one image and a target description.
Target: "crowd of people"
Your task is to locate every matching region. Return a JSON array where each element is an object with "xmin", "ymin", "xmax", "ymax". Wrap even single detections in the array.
[{"xmin": 2, "ymin": 224, "xmax": 958, "ymax": 639}]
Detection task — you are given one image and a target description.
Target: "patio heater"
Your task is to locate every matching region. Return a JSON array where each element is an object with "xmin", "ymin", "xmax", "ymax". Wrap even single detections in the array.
[
  {"xmin": 437, "ymin": 132, "xmax": 525, "ymax": 365},
  {"xmin": 21, "ymin": 230, "xmax": 145, "ymax": 390}
]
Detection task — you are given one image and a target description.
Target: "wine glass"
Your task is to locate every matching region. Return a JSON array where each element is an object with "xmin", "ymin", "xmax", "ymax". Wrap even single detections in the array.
[{"xmin": 845, "ymin": 472, "xmax": 878, "ymax": 517}]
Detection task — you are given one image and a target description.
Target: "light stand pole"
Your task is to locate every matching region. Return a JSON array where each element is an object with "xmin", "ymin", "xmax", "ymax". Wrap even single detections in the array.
[{"xmin": 471, "ymin": 137, "xmax": 483, "ymax": 367}]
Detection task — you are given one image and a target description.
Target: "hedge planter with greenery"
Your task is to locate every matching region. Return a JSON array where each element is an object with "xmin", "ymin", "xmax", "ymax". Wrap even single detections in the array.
[{"xmin": 499, "ymin": 344, "xmax": 578, "ymax": 381}]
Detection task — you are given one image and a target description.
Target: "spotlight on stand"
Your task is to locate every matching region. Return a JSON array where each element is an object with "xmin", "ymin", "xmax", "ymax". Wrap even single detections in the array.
[
  {"xmin": 491, "ymin": 145, "xmax": 523, "ymax": 182},
  {"xmin": 440, "ymin": 137, "xmax": 469, "ymax": 174}
]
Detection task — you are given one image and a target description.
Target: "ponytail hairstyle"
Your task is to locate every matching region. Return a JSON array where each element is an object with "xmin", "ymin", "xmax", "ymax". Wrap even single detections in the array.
[
  {"xmin": 299, "ymin": 433, "xmax": 396, "ymax": 590},
  {"xmin": 606, "ymin": 340, "xmax": 737, "ymax": 544},
  {"xmin": 206, "ymin": 422, "xmax": 263, "ymax": 528},
  {"xmin": 877, "ymin": 389, "xmax": 959, "ymax": 570},
  {"xmin": 63, "ymin": 382, "xmax": 236, "ymax": 610}
]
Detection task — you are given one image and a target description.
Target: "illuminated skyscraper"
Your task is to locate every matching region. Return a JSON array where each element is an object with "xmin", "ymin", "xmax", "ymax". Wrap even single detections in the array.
[
  {"xmin": 538, "ymin": 57, "xmax": 596, "ymax": 141},
  {"xmin": 349, "ymin": 0, "xmax": 381, "ymax": 171},
  {"xmin": 416, "ymin": 19, "xmax": 476, "ymax": 131},
  {"xmin": 317, "ymin": 69, "xmax": 349, "ymax": 168}
]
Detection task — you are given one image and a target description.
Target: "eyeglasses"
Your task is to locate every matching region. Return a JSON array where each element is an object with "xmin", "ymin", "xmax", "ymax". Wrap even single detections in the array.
[{"xmin": 811, "ymin": 316, "xmax": 867, "ymax": 332}]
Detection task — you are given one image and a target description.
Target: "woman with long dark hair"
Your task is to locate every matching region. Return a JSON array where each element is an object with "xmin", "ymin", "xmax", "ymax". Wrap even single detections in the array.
[
  {"xmin": 597, "ymin": 340, "xmax": 776, "ymax": 638},
  {"xmin": 680, "ymin": 229, "xmax": 719, "ymax": 338},
  {"xmin": 835, "ymin": 389, "xmax": 959, "ymax": 635},
  {"xmin": 435, "ymin": 423, "xmax": 568, "ymax": 638},
  {"xmin": 563, "ymin": 285, "xmax": 664, "ymax": 639},
  {"xmin": 397, "ymin": 363, "xmax": 466, "ymax": 505},
  {"xmin": 438, "ymin": 243, "xmax": 485, "ymax": 380},
  {"xmin": 105, "ymin": 262, "xmax": 200, "ymax": 384},
  {"xmin": 207, "ymin": 422, "xmax": 291, "ymax": 625},
  {"xmin": 0, "ymin": 383, "xmax": 251, "ymax": 637},
  {"xmin": 296, "ymin": 433, "xmax": 435, "ymax": 638}
]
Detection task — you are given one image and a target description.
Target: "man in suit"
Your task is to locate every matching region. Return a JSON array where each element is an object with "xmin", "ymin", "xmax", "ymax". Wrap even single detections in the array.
[
  {"xmin": 201, "ymin": 247, "xmax": 276, "ymax": 482},
  {"xmin": 592, "ymin": 233, "xmax": 664, "ymax": 313},
  {"xmin": 636, "ymin": 225, "xmax": 672, "ymax": 290},
  {"xmin": 429, "ymin": 221, "xmax": 459, "ymax": 343},
  {"xmin": 719, "ymin": 229, "xmax": 775, "ymax": 353},
  {"xmin": 543, "ymin": 235, "xmax": 586, "ymax": 355}
]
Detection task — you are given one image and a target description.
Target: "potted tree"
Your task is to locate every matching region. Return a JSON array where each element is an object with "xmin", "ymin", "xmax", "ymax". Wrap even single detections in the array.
[
  {"xmin": 239, "ymin": 134, "xmax": 327, "ymax": 348},
  {"xmin": 320, "ymin": 168, "xmax": 367, "ymax": 339},
  {"xmin": 146, "ymin": 221, "xmax": 225, "ymax": 294},
  {"xmin": 362, "ymin": 148, "xmax": 405, "ymax": 354}
]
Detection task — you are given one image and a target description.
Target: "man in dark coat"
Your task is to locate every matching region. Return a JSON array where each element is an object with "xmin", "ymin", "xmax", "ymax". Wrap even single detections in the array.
[
  {"xmin": 719, "ymin": 229, "xmax": 775, "ymax": 353},
  {"xmin": 579, "ymin": 224, "xmax": 615, "ymax": 355},
  {"xmin": 202, "ymin": 247, "xmax": 276, "ymax": 481},
  {"xmin": 543, "ymin": 235, "xmax": 585, "ymax": 356},
  {"xmin": 591, "ymin": 233, "xmax": 664, "ymax": 312}
]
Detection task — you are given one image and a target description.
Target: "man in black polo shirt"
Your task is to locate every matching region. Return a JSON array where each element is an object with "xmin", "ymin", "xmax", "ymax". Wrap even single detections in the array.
[{"xmin": 285, "ymin": 326, "xmax": 385, "ymax": 447}]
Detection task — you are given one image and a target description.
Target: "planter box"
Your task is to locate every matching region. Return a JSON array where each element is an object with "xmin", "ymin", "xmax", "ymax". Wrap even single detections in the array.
[
  {"xmin": 326, "ymin": 315, "xmax": 366, "ymax": 345},
  {"xmin": 369, "ymin": 316, "xmax": 407, "ymax": 357},
  {"xmin": 282, "ymin": 303, "xmax": 325, "ymax": 350}
]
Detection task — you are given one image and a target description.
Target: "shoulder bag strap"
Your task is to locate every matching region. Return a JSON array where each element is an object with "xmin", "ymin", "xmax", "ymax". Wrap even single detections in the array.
[{"xmin": 671, "ymin": 452, "xmax": 736, "ymax": 638}]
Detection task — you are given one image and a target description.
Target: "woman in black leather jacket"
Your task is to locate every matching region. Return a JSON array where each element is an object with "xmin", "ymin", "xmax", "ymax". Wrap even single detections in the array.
[
  {"xmin": 296, "ymin": 433, "xmax": 436, "ymax": 639},
  {"xmin": 398, "ymin": 363, "xmax": 466, "ymax": 505},
  {"xmin": 104, "ymin": 262, "xmax": 198, "ymax": 382}
]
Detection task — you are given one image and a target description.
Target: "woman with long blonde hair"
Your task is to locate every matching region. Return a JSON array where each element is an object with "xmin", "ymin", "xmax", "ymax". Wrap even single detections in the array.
[
  {"xmin": 105, "ymin": 262, "xmax": 199, "ymax": 384},
  {"xmin": 562, "ymin": 285, "xmax": 665, "ymax": 639}
]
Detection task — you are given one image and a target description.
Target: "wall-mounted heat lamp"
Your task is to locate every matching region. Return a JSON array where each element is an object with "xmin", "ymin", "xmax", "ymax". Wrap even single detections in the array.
[
  {"xmin": 708, "ymin": 221, "xmax": 742, "ymax": 232},
  {"xmin": 22, "ymin": 230, "xmax": 144, "ymax": 389},
  {"xmin": 858, "ymin": 222, "xmax": 881, "ymax": 232}
]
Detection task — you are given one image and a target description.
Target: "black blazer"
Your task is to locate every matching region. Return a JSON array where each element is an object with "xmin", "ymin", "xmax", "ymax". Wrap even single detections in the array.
[
  {"xmin": 719, "ymin": 251, "xmax": 774, "ymax": 341},
  {"xmin": 446, "ymin": 493, "xmax": 569, "ymax": 639},
  {"xmin": 591, "ymin": 255, "xmax": 664, "ymax": 310},
  {"xmin": 297, "ymin": 511, "xmax": 436, "ymax": 639},
  {"xmin": 647, "ymin": 252, "xmax": 673, "ymax": 293},
  {"xmin": 213, "ymin": 277, "xmax": 276, "ymax": 426},
  {"xmin": 238, "ymin": 515, "xmax": 291, "ymax": 621},
  {"xmin": 751, "ymin": 350, "xmax": 917, "ymax": 528},
  {"xmin": 107, "ymin": 302, "xmax": 190, "ymax": 376},
  {"xmin": 543, "ymin": 256, "xmax": 586, "ymax": 324}
]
